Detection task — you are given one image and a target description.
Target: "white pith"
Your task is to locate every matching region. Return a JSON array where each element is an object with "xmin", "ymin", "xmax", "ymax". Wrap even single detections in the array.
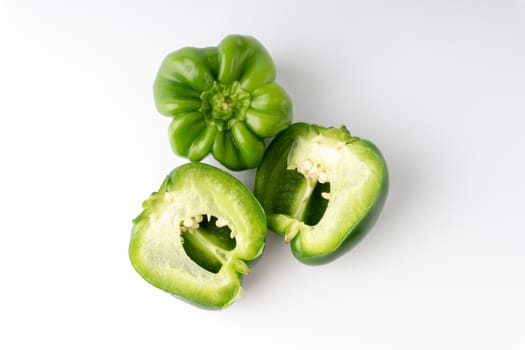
[
  {"xmin": 297, "ymin": 159, "xmax": 329, "ymax": 184},
  {"xmin": 321, "ymin": 192, "xmax": 331, "ymax": 200}
]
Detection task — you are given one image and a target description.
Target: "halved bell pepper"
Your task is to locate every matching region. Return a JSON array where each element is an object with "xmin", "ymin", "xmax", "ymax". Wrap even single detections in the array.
[
  {"xmin": 154, "ymin": 35, "xmax": 293, "ymax": 170},
  {"xmin": 129, "ymin": 162, "xmax": 266, "ymax": 308},
  {"xmin": 254, "ymin": 123, "xmax": 388, "ymax": 264}
]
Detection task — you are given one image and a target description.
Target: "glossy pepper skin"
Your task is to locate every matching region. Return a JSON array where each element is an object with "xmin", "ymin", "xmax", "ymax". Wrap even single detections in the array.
[
  {"xmin": 254, "ymin": 123, "xmax": 388, "ymax": 265},
  {"xmin": 129, "ymin": 162, "xmax": 266, "ymax": 308},
  {"xmin": 154, "ymin": 35, "xmax": 293, "ymax": 170}
]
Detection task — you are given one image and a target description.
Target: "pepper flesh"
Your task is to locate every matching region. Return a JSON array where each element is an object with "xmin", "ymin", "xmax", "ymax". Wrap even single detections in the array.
[
  {"xmin": 254, "ymin": 122, "xmax": 388, "ymax": 264},
  {"xmin": 129, "ymin": 162, "xmax": 266, "ymax": 308},
  {"xmin": 154, "ymin": 35, "xmax": 293, "ymax": 170}
]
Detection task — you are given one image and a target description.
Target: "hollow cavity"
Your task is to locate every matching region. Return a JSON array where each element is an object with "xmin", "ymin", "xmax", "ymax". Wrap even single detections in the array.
[{"xmin": 180, "ymin": 214, "xmax": 236, "ymax": 274}]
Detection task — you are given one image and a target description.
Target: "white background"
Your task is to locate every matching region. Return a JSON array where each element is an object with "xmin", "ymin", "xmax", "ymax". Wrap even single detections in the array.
[{"xmin": 1, "ymin": 0, "xmax": 524, "ymax": 349}]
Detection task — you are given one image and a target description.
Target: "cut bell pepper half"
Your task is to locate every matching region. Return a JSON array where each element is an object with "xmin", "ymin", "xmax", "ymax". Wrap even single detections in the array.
[
  {"xmin": 254, "ymin": 122, "xmax": 388, "ymax": 264},
  {"xmin": 129, "ymin": 162, "xmax": 267, "ymax": 308}
]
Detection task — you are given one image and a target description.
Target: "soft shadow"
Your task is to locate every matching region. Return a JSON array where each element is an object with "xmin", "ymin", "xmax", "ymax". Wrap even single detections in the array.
[
  {"xmin": 341, "ymin": 141, "xmax": 426, "ymax": 264},
  {"xmin": 241, "ymin": 232, "xmax": 292, "ymax": 291}
]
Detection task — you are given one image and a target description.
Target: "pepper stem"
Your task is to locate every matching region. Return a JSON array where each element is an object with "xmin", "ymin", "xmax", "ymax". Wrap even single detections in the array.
[{"xmin": 199, "ymin": 81, "xmax": 251, "ymax": 131}]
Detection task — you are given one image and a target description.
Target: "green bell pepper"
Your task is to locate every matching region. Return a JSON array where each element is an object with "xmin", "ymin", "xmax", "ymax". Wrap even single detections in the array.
[
  {"xmin": 254, "ymin": 122, "xmax": 388, "ymax": 264},
  {"xmin": 129, "ymin": 162, "xmax": 266, "ymax": 308},
  {"xmin": 154, "ymin": 35, "xmax": 293, "ymax": 170}
]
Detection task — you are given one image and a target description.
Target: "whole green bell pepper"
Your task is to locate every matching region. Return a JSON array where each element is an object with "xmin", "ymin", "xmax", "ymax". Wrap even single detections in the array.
[
  {"xmin": 154, "ymin": 35, "xmax": 293, "ymax": 170},
  {"xmin": 129, "ymin": 162, "xmax": 267, "ymax": 308},
  {"xmin": 254, "ymin": 122, "xmax": 388, "ymax": 264}
]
